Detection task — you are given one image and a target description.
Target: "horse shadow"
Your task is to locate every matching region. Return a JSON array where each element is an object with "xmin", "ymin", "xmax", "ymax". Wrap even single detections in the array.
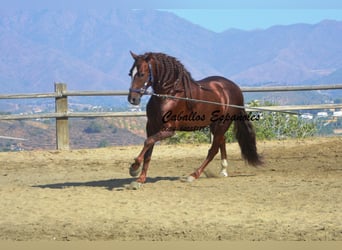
[{"xmin": 32, "ymin": 176, "xmax": 180, "ymax": 191}]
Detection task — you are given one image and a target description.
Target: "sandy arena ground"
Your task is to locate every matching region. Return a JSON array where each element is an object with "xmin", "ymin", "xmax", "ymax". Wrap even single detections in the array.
[{"xmin": 0, "ymin": 137, "xmax": 341, "ymax": 241}]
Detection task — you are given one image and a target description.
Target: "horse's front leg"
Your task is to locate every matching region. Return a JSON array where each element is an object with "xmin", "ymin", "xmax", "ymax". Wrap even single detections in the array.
[{"xmin": 129, "ymin": 130, "xmax": 174, "ymax": 184}]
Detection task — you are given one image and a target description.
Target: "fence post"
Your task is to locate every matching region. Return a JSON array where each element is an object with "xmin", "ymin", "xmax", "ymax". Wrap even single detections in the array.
[{"xmin": 55, "ymin": 83, "xmax": 70, "ymax": 150}]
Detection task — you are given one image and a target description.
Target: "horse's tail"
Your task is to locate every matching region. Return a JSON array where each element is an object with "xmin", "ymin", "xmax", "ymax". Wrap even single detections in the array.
[{"xmin": 234, "ymin": 110, "xmax": 263, "ymax": 166}]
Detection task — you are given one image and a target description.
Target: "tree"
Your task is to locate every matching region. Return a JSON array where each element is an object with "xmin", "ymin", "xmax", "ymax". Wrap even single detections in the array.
[
  {"xmin": 98, "ymin": 139, "xmax": 109, "ymax": 148},
  {"xmin": 84, "ymin": 121, "xmax": 103, "ymax": 133}
]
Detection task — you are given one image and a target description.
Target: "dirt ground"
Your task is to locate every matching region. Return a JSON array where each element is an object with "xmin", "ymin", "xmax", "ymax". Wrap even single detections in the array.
[{"xmin": 0, "ymin": 137, "xmax": 341, "ymax": 241}]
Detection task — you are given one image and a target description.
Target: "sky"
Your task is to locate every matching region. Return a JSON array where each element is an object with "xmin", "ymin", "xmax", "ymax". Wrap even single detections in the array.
[
  {"xmin": 2, "ymin": 0, "xmax": 342, "ymax": 32},
  {"xmin": 165, "ymin": 9, "xmax": 342, "ymax": 32}
]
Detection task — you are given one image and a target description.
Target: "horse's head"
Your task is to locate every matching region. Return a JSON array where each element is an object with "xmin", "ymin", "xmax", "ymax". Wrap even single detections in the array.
[{"xmin": 128, "ymin": 51, "xmax": 154, "ymax": 105}]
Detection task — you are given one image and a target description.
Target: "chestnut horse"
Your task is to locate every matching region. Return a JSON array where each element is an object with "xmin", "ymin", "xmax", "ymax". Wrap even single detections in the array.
[{"xmin": 128, "ymin": 51, "xmax": 262, "ymax": 186}]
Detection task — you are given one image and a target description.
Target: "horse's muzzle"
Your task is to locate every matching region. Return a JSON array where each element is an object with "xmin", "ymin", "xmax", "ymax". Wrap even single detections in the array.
[{"xmin": 128, "ymin": 93, "xmax": 141, "ymax": 105}]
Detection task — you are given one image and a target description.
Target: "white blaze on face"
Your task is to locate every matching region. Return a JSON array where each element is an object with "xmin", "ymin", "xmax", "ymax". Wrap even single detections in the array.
[{"xmin": 131, "ymin": 66, "xmax": 138, "ymax": 81}]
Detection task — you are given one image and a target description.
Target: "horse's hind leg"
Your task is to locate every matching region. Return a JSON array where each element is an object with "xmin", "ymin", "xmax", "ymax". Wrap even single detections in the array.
[
  {"xmin": 185, "ymin": 131, "xmax": 225, "ymax": 182},
  {"xmin": 219, "ymin": 139, "xmax": 229, "ymax": 177},
  {"xmin": 212, "ymin": 121, "xmax": 232, "ymax": 177}
]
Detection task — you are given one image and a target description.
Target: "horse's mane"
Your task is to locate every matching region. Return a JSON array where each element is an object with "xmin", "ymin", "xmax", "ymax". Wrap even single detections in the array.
[{"xmin": 146, "ymin": 52, "xmax": 195, "ymax": 94}]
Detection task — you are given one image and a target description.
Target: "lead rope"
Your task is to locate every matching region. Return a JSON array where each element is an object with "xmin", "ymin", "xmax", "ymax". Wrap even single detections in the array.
[{"xmin": 144, "ymin": 90, "xmax": 300, "ymax": 115}]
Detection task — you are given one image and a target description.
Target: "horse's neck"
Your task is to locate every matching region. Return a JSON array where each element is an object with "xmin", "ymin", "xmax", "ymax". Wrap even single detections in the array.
[
  {"xmin": 155, "ymin": 68, "xmax": 194, "ymax": 91},
  {"xmin": 153, "ymin": 76, "xmax": 179, "ymax": 95}
]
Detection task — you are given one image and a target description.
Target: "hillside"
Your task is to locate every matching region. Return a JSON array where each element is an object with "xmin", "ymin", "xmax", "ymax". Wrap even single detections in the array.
[
  {"xmin": 0, "ymin": 117, "xmax": 146, "ymax": 151},
  {"xmin": 0, "ymin": 10, "xmax": 341, "ymax": 95}
]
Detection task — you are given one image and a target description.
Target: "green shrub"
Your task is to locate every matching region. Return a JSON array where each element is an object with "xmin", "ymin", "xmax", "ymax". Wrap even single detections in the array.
[{"xmin": 84, "ymin": 121, "xmax": 103, "ymax": 133}]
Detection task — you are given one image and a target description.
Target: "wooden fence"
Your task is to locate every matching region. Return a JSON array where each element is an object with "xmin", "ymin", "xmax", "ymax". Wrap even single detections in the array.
[{"xmin": 0, "ymin": 83, "xmax": 342, "ymax": 150}]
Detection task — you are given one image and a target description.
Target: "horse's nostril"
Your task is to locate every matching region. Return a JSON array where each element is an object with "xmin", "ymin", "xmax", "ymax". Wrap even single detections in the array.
[{"xmin": 129, "ymin": 96, "xmax": 139, "ymax": 105}]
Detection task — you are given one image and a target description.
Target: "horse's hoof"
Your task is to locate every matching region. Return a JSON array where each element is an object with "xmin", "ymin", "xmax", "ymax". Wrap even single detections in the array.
[
  {"xmin": 127, "ymin": 181, "xmax": 142, "ymax": 190},
  {"xmin": 219, "ymin": 169, "xmax": 228, "ymax": 177},
  {"xmin": 180, "ymin": 175, "xmax": 196, "ymax": 183},
  {"xmin": 129, "ymin": 164, "xmax": 141, "ymax": 177}
]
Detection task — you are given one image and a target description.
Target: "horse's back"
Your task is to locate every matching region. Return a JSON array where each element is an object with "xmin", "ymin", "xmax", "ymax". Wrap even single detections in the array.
[{"xmin": 196, "ymin": 76, "xmax": 243, "ymax": 99}]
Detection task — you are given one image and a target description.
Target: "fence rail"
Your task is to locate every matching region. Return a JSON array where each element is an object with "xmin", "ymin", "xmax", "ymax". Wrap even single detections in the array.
[
  {"xmin": 1, "ymin": 84, "xmax": 342, "ymax": 99},
  {"xmin": 1, "ymin": 83, "xmax": 342, "ymax": 150}
]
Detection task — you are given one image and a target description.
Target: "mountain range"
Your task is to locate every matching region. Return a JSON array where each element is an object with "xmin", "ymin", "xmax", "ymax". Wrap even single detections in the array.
[{"xmin": 0, "ymin": 9, "xmax": 341, "ymax": 95}]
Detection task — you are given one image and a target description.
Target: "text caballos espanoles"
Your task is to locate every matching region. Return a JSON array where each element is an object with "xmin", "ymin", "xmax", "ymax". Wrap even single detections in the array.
[{"xmin": 162, "ymin": 110, "xmax": 260, "ymax": 123}]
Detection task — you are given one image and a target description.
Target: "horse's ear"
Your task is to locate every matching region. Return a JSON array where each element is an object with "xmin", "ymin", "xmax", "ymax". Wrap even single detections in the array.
[
  {"xmin": 130, "ymin": 51, "xmax": 138, "ymax": 60},
  {"xmin": 144, "ymin": 53, "xmax": 153, "ymax": 62}
]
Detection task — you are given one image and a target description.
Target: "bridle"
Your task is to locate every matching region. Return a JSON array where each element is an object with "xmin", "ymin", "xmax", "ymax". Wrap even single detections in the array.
[{"xmin": 129, "ymin": 63, "xmax": 154, "ymax": 95}]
